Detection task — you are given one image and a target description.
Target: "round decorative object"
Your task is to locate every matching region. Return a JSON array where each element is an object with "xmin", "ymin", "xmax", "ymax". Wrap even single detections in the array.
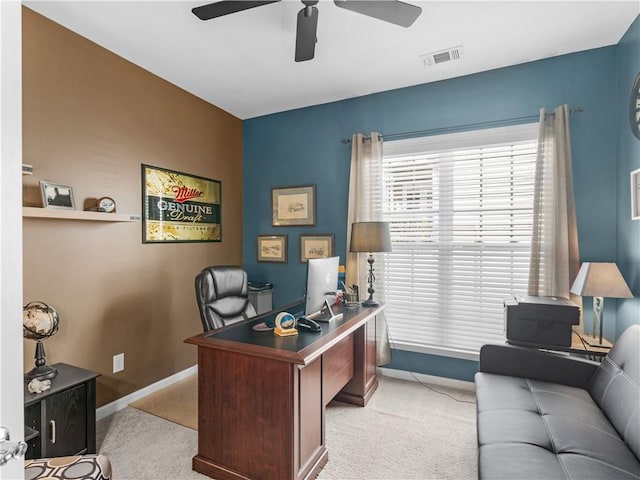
[
  {"xmin": 23, "ymin": 301, "xmax": 59, "ymax": 340},
  {"xmin": 630, "ymin": 72, "xmax": 640, "ymax": 140},
  {"xmin": 275, "ymin": 312, "xmax": 296, "ymax": 330},
  {"xmin": 23, "ymin": 301, "xmax": 59, "ymax": 381},
  {"xmin": 97, "ymin": 196, "xmax": 116, "ymax": 213},
  {"xmin": 273, "ymin": 311, "xmax": 298, "ymax": 336}
]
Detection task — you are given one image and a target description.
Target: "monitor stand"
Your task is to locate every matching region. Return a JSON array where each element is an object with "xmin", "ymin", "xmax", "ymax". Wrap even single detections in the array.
[{"xmin": 308, "ymin": 298, "xmax": 344, "ymax": 323}]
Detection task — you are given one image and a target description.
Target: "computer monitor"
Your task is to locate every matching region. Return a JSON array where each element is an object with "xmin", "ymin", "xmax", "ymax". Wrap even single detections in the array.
[{"xmin": 305, "ymin": 256, "xmax": 339, "ymax": 317}]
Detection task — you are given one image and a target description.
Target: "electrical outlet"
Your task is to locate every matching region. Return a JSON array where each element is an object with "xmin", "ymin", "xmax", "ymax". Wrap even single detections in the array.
[{"xmin": 113, "ymin": 353, "xmax": 124, "ymax": 373}]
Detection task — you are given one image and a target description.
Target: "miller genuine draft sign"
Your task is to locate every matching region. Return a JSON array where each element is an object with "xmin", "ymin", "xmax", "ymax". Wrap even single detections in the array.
[{"xmin": 142, "ymin": 164, "xmax": 221, "ymax": 243}]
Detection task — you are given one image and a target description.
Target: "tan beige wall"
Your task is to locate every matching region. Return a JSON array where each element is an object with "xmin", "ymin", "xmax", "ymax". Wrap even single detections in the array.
[{"xmin": 21, "ymin": 8, "xmax": 243, "ymax": 407}]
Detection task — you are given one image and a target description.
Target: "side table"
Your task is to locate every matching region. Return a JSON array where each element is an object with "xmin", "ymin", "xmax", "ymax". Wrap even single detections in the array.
[
  {"xmin": 507, "ymin": 330, "xmax": 612, "ymax": 361},
  {"xmin": 24, "ymin": 363, "xmax": 99, "ymax": 460}
]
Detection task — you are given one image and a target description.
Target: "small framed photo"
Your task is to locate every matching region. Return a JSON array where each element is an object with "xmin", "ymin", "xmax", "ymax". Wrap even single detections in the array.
[
  {"xmin": 257, "ymin": 235, "xmax": 288, "ymax": 263},
  {"xmin": 40, "ymin": 181, "xmax": 75, "ymax": 209},
  {"xmin": 272, "ymin": 185, "xmax": 316, "ymax": 227},
  {"xmin": 632, "ymin": 168, "xmax": 640, "ymax": 220},
  {"xmin": 300, "ymin": 234, "xmax": 334, "ymax": 263}
]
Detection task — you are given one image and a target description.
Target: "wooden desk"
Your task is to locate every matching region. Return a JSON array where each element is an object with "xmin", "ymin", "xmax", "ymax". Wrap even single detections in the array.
[{"xmin": 185, "ymin": 302, "xmax": 383, "ymax": 480}]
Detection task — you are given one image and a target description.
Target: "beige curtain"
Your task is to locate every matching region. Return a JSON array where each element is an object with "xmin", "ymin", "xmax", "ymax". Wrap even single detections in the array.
[
  {"xmin": 345, "ymin": 133, "xmax": 391, "ymax": 365},
  {"xmin": 528, "ymin": 105, "xmax": 581, "ymax": 318}
]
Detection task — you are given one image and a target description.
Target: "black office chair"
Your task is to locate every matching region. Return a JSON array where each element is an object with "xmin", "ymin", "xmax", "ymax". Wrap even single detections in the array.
[{"xmin": 195, "ymin": 266, "xmax": 257, "ymax": 332}]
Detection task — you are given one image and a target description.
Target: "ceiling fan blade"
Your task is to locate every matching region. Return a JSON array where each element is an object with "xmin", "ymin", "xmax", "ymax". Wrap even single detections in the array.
[
  {"xmin": 295, "ymin": 5, "xmax": 319, "ymax": 62},
  {"xmin": 333, "ymin": 0, "xmax": 421, "ymax": 27},
  {"xmin": 192, "ymin": 1, "xmax": 281, "ymax": 21}
]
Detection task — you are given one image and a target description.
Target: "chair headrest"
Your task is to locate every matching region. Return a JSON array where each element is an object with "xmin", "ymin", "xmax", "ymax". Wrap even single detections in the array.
[
  {"xmin": 195, "ymin": 266, "xmax": 256, "ymax": 331},
  {"xmin": 198, "ymin": 266, "xmax": 248, "ymax": 301}
]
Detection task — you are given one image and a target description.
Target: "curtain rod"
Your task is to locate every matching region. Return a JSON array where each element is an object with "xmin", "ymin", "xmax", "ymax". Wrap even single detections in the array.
[{"xmin": 340, "ymin": 106, "xmax": 584, "ymax": 144}]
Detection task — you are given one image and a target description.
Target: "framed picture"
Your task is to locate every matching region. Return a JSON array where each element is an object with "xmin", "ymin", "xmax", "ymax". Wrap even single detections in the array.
[
  {"xmin": 141, "ymin": 164, "xmax": 221, "ymax": 243},
  {"xmin": 40, "ymin": 181, "xmax": 75, "ymax": 209},
  {"xmin": 300, "ymin": 234, "xmax": 334, "ymax": 263},
  {"xmin": 257, "ymin": 235, "xmax": 288, "ymax": 263},
  {"xmin": 272, "ymin": 185, "xmax": 316, "ymax": 227},
  {"xmin": 632, "ymin": 168, "xmax": 640, "ymax": 220}
]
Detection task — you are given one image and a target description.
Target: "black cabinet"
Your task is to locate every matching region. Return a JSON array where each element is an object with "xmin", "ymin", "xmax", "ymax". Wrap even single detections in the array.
[{"xmin": 24, "ymin": 363, "xmax": 99, "ymax": 460}]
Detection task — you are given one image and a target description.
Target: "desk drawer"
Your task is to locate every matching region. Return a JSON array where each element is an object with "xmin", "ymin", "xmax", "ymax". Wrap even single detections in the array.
[{"xmin": 322, "ymin": 335, "xmax": 354, "ymax": 405}]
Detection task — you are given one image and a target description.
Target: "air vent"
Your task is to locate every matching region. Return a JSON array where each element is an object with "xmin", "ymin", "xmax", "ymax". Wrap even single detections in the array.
[{"xmin": 420, "ymin": 46, "xmax": 464, "ymax": 66}]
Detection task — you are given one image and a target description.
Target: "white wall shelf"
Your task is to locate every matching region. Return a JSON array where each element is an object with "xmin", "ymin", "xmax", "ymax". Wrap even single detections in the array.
[{"xmin": 23, "ymin": 207, "xmax": 140, "ymax": 222}]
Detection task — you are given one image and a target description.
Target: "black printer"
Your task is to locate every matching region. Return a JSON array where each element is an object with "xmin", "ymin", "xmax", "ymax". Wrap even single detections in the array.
[{"xmin": 504, "ymin": 295, "xmax": 580, "ymax": 347}]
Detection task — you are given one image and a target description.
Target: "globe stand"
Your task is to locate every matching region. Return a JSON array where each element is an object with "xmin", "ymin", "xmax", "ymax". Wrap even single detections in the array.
[{"xmin": 24, "ymin": 340, "xmax": 58, "ymax": 382}]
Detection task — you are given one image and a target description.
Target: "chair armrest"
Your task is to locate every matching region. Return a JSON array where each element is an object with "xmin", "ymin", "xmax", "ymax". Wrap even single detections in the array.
[{"xmin": 479, "ymin": 344, "xmax": 599, "ymax": 389}]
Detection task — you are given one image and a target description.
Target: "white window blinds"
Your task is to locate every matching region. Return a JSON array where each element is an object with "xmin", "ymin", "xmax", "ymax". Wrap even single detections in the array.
[{"xmin": 377, "ymin": 123, "xmax": 539, "ymax": 357}]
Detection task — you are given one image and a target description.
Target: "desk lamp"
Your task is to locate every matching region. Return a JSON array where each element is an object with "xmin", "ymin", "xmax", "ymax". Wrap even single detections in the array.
[
  {"xmin": 570, "ymin": 262, "xmax": 633, "ymax": 347},
  {"xmin": 350, "ymin": 221, "xmax": 392, "ymax": 307}
]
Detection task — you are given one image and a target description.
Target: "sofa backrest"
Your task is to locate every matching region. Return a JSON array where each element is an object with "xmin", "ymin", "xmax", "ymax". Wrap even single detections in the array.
[{"xmin": 588, "ymin": 324, "xmax": 640, "ymax": 460}]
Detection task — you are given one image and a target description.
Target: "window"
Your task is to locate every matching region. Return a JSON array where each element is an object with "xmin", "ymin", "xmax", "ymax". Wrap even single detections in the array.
[{"xmin": 377, "ymin": 123, "xmax": 539, "ymax": 358}]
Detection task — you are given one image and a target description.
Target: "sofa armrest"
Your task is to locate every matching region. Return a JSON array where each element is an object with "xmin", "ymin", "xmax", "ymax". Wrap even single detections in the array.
[{"xmin": 479, "ymin": 344, "xmax": 599, "ymax": 389}]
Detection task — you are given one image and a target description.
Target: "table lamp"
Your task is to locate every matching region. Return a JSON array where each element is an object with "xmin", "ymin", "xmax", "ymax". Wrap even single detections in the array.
[
  {"xmin": 350, "ymin": 221, "xmax": 392, "ymax": 307},
  {"xmin": 570, "ymin": 262, "xmax": 633, "ymax": 347}
]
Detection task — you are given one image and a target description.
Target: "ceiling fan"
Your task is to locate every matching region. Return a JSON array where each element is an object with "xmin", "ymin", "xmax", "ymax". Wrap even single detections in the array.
[{"xmin": 192, "ymin": 0, "xmax": 422, "ymax": 62}]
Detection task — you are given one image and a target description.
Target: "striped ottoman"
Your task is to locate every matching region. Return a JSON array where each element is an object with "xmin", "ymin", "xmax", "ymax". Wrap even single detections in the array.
[{"xmin": 25, "ymin": 454, "xmax": 111, "ymax": 480}]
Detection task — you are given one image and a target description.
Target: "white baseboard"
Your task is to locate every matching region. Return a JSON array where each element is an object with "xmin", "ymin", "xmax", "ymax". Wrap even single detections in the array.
[
  {"xmin": 96, "ymin": 365, "xmax": 198, "ymax": 421},
  {"xmin": 378, "ymin": 367, "xmax": 475, "ymax": 392}
]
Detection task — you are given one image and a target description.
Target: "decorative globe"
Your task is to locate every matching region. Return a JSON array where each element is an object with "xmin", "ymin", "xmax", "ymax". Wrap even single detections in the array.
[
  {"xmin": 23, "ymin": 301, "xmax": 59, "ymax": 381},
  {"xmin": 23, "ymin": 301, "xmax": 59, "ymax": 340}
]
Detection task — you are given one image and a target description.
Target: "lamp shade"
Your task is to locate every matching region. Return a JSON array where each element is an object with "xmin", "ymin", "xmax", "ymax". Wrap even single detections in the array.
[
  {"xmin": 570, "ymin": 262, "xmax": 633, "ymax": 298},
  {"xmin": 350, "ymin": 221, "xmax": 392, "ymax": 253}
]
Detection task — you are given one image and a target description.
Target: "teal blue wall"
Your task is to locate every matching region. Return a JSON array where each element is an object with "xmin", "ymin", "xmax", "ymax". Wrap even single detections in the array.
[
  {"xmin": 616, "ymin": 16, "xmax": 640, "ymax": 337},
  {"xmin": 243, "ymin": 40, "xmax": 634, "ymax": 381}
]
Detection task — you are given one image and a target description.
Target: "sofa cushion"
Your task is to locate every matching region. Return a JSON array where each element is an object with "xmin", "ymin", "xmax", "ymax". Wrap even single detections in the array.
[
  {"xmin": 588, "ymin": 324, "xmax": 640, "ymax": 460},
  {"xmin": 479, "ymin": 444, "xmax": 640, "ymax": 480},
  {"xmin": 476, "ymin": 372, "xmax": 640, "ymax": 479},
  {"xmin": 25, "ymin": 454, "xmax": 112, "ymax": 480}
]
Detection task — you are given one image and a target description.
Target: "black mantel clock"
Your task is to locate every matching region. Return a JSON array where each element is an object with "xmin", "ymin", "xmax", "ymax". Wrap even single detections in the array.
[{"xmin": 631, "ymin": 72, "xmax": 640, "ymax": 140}]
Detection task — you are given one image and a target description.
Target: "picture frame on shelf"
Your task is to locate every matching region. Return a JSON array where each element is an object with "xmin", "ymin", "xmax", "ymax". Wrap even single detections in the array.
[
  {"xmin": 257, "ymin": 235, "xmax": 288, "ymax": 263},
  {"xmin": 632, "ymin": 168, "xmax": 640, "ymax": 220},
  {"xmin": 40, "ymin": 181, "xmax": 75, "ymax": 209},
  {"xmin": 300, "ymin": 234, "xmax": 334, "ymax": 263},
  {"xmin": 271, "ymin": 185, "xmax": 316, "ymax": 227}
]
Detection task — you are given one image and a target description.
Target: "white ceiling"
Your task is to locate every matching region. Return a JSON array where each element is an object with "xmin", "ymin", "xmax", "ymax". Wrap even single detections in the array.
[{"xmin": 24, "ymin": 1, "xmax": 639, "ymax": 120}]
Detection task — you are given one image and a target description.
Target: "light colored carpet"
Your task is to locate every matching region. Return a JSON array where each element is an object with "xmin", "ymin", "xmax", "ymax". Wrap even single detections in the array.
[
  {"xmin": 320, "ymin": 376, "xmax": 476, "ymax": 480},
  {"xmin": 98, "ymin": 375, "xmax": 477, "ymax": 480},
  {"xmin": 129, "ymin": 374, "xmax": 198, "ymax": 430}
]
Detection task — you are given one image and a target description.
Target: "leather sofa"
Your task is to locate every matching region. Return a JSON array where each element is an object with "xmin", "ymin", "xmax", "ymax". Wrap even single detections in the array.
[{"xmin": 475, "ymin": 324, "xmax": 640, "ymax": 480}]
